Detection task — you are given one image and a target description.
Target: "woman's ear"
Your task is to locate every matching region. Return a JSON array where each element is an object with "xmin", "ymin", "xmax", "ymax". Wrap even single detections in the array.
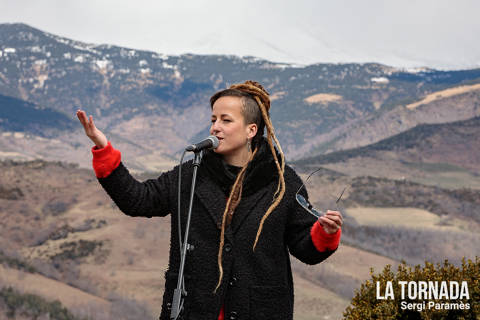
[{"xmin": 247, "ymin": 123, "xmax": 258, "ymax": 139}]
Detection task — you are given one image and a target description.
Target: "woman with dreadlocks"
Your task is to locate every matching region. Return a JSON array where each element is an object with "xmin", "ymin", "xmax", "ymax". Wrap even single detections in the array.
[{"xmin": 76, "ymin": 80, "xmax": 342, "ymax": 320}]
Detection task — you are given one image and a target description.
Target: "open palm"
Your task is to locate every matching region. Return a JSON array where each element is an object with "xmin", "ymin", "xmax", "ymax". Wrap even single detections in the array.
[{"xmin": 76, "ymin": 110, "xmax": 108, "ymax": 148}]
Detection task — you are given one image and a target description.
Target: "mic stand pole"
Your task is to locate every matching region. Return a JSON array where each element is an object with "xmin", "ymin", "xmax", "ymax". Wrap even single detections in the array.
[{"xmin": 170, "ymin": 150, "xmax": 203, "ymax": 320}]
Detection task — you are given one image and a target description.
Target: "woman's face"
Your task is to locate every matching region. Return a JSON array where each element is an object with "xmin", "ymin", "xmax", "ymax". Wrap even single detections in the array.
[{"xmin": 210, "ymin": 96, "xmax": 257, "ymax": 162}]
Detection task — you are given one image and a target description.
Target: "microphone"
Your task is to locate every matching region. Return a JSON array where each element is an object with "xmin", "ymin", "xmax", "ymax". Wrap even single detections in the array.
[{"xmin": 185, "ymin": 135, "xmax": 219, "ymax": 152}]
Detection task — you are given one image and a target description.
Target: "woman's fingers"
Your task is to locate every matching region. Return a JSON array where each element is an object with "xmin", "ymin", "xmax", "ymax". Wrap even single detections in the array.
[
  {"xmin": 76, "ymin": 110, "xmax": 108, "ymax": 148},
  {"xmin": 325, "ymin": 210, "xmax": 343, "ymax": 225},
  {"xmin": 319, "ymin": 216, "xmax": 338, "ymax": 228},
  {"xmin": 76, "ymin": 110, "xmax": 86, "ymax": 125},
  {"xmin": 76, "ymin": 110, "xmax": 95, "ymax": 132},
  {"xmin": 89, "ymin": 115, "xmax": 97, "ymax": 129},
  {"xmin": 319, "ymin": 210, "xmax": 343, "ymax": 234},
  {"xmin": 77, "ymin": 110, "xmax": 91, "ymax": 129},
  {"xmin": 318, "ymin": 217, "xmax": 339, "ymax": 234},
  {"xmin": 323, "ymin": 216, "xmax": 342, "ymax": 228}
]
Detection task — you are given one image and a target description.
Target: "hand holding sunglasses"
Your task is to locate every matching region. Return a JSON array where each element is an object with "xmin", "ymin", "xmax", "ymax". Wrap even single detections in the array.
[
  {"xmin": 318, "ymin": 210, "xmax": 343, "ymax": 234},
  {"xmin": 295, "ymin": 168, "xmax": 345, "ymax": 234}
]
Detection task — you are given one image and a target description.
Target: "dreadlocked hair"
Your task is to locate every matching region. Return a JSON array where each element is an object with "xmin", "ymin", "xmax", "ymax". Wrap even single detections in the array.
[{"xmin": 211, "ymin": 80, "xmax": 286, "ymax": 293}]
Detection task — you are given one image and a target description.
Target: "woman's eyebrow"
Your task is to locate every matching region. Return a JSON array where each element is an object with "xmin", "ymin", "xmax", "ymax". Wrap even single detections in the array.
[{"xmin": 211, "ymin": 113, "xmax": 232, "ymax": 118}]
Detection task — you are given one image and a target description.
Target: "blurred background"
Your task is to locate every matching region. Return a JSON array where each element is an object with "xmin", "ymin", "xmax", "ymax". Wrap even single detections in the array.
[{"xmin": 0, "ymin": 1, "xmax": 479, "ymax": 319}]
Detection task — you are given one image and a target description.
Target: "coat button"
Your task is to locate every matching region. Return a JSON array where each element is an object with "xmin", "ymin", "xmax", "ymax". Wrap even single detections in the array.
[
  {"xmin": 224, "ymin": 243, "xmax": 232, "ymax": 252},
  {"xmin": 229, "ymin": 276, "xmax": 238, "ymax": 287},
  {"xmin": 229, "ymin": 311, "xmax": 238, "ymax": 320}
]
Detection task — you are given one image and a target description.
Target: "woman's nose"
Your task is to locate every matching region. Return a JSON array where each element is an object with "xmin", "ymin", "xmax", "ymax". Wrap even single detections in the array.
[{"xmin": 210, "ymin": 120, "xmax": 220, "ymax": 133}]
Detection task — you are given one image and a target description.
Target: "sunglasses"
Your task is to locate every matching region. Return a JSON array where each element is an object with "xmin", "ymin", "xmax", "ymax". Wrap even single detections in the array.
[{"xmin": 295, "ymin": 168, "xmax": 347, "ymax": 219}]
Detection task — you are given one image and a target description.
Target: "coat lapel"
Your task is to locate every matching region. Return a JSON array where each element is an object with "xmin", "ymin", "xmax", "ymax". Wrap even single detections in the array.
[
  {"xmin": 194, "ymin": 177, "xmax": 232, "ymax": 235},
  {"xmin": 231, "ymin": 187, "xmax": 269, "ymax": 234},
  {"xmin": 194, "ymin": 176, "xmax": 270, "ymax": 239}
]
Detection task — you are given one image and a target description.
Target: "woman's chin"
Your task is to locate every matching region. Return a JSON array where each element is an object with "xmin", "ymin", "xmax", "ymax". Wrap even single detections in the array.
[
  {"xmin": 213, "ymin": 141, "xmax": 226, "ymax": 154},
  {"xmin": 214, "ymin": 147, "xmax": 233, "ymax": 157}
]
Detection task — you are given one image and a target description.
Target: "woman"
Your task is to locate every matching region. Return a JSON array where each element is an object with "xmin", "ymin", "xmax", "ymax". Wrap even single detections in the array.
[{"xmin": 76, "ymin": 80, "xmax": 343, "ymax": 320}]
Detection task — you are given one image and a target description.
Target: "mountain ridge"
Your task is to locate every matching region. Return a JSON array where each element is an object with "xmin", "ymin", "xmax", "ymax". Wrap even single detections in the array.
[
  {"xmin": 295, "ymin": 116, "xmax": 480, "ymax": 190},
  {"xmin": 2, "ymin": 23, "xmax": 480, "ymax": 169},
  {"xmin": 1, "ymin": 23, "xmax": 480, "ymax": 186}
]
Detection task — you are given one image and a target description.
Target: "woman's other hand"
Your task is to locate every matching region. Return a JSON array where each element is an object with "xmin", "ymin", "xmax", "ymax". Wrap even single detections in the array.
[
  {"xmin": 319, "ymin": 210, "xmax": 343, "ymax": 234},
  {"xmin": 76, "ymin": 109, "xmax": 108, "ymax": 149}
]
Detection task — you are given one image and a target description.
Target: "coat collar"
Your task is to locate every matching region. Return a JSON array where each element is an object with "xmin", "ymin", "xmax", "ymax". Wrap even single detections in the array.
[
  {"xmin": 195, "ymin": 137, "xmax": 280, "ymax": 234},
  {"xmin": 199, "ymin": 137, "xmax": 280, "ymax": 197}
]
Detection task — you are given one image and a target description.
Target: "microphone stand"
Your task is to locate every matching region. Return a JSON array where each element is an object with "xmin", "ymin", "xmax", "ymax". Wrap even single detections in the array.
[{"xmin": 170, "ymin": 150, "xmax": 203, "ymax": 320}]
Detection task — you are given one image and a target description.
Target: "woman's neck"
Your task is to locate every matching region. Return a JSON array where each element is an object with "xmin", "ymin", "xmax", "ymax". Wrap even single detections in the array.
[{"xmin": 223, "ymin": 149, "xmax": 252, "ymax": 167}]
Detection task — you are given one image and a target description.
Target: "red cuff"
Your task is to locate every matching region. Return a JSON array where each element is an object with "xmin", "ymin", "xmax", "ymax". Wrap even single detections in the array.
[
  {"xmin": 91, "ymin": 141, "xmax": 121, "ymax": 178},
  {"xmin": 310, "ymin": 220, "xmax": 341, "ymax": 252}
]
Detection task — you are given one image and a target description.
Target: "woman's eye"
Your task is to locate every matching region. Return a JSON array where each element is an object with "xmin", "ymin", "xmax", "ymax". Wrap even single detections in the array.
[{"xmin": 223, "ymin": 119, "xmax": 231, "ymax": 122}]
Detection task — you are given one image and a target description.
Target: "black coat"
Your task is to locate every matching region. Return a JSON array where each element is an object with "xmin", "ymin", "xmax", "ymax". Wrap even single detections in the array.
[{"xmin": 97, "ymin": 140, "xmax": 337, "ymax": 320}]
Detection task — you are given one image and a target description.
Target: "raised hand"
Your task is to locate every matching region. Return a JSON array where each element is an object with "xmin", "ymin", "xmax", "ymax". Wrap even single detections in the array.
[{"xmin": 76, "ymin": 109, "xmax": 108, "ymax": 149}]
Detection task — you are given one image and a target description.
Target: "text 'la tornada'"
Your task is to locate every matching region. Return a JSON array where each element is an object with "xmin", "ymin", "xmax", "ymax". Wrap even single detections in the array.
[{"xmin": 376, "ymin": 281, "xmax": 469, "ymax": 300}]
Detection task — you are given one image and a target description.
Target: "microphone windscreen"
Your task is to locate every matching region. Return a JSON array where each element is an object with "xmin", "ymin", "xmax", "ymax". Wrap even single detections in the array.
[{"xmin": 208, "ymin": 135, "xmax": 219, "ymax": 149}]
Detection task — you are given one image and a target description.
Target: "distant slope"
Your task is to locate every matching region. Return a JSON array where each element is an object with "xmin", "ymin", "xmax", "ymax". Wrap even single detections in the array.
[
  {"xmin": 1, "ymin": 155, "xmax": 479, "ymax": 319},
  {"xmin": 2, "ymin": 23, "xmax": 480, "ymax": 165},
  {"xmin": 0, "ymin": 285, "xmax": 85, "ymax": 320},
  {"xmin": 0, "ymin": 92, "xmax": 177, "ymax": 173},
  {"xmin": 0, "ymin": 94, "xmax": 75, "ymax": 136},
  {"xmin": 293, "ymin": 167, "xmax": 480, "ymax": 266},
  {"xmin": 306, "ymin": 83, "xmax": 480, "ymax": 158},
  {"xmin": 0, "ymin": 159, "xmax": 372, "ymax": 320},
  {"xmin": 295, "ymin": 116, "xmax": 480, "ymax": 189},
  {"xmin": 405, "ymin": 83, "xmax": 480, "ymax": 109},
  {"xmin": 298, "ymin": 116, "xmax": 480, "ymax": 169},
  {"xmin": 0, "ymin": 265, "xmax": 110, "ymax": 318}
]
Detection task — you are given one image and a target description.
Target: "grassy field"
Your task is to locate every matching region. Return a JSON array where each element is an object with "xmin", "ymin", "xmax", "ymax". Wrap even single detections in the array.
[
  {"xmin": 405, "ymin": 83, "xmax": 480, "ymax": 109},
  {"xmin": 322, "ymin": 158, "xmax": 480, "ymax": 190},
  {"xmin": 345, "ymin": 207, "xmax": 471, "ymax": 231},
  {"xmin": 0, "ymin": 264, "xmax": 111, "ymax": 318},
  {"xmin": 293, "ymin": 275, "xmax": 349, "ymax": 320}
]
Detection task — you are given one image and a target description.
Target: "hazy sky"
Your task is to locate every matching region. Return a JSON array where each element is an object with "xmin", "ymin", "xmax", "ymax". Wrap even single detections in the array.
[{"xmin": 1, "ymin": 0, "xmax": 479, "ymax": 70}]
